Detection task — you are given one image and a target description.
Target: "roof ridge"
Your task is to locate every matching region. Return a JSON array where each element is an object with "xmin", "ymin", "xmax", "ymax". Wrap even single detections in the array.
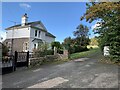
[{"xmin": 5, "ymin": 21, "xmax": 41, "ymax": 30}]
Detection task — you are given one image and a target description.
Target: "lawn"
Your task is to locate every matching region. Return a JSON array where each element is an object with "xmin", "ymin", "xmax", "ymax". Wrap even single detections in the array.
[{"xmin": 70, "ymin": 47, "xmax": 100, "ymax": 60}]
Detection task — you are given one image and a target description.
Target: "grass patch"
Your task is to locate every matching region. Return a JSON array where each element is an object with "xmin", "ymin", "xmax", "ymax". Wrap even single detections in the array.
[{"xmin": 70, "ymin": 48, "xmax": 100, "ymax": 60}]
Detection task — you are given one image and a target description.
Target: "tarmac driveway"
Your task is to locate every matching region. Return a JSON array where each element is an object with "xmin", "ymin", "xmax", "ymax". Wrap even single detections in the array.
[{"xmin": 2, "ymin": 57, "xmax": 119, "ymax": 89}]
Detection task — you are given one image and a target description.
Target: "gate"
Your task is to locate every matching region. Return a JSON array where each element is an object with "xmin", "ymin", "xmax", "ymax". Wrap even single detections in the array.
[
  {"xmin": 14, "ymin": 51, "xmax": 29, "ymax": 69},
  {"xmin": 2, "ymin": 55, "xmax": 15, "ymax": 74},
  {"xmin": 2, "ymin": 51, "xmax": 29, "ymax": 74}
]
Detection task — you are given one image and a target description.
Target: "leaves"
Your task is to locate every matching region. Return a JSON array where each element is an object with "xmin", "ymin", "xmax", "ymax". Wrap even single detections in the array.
[{"xmin": 81, "ymin": 2, "xmax": 120, "ymax": 62}]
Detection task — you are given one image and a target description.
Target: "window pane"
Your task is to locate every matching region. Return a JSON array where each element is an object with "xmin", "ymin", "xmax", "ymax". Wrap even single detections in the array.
[
  {"xmin": 35, "ymin": 30, "xmax": 37, "ymax": 37},
  {"xmin": 38, "ymin": 31, "xmax": 41, "ymax": 37}
]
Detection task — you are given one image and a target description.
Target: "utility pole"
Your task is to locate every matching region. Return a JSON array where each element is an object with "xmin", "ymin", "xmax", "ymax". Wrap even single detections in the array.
[{"xmin": 8, "ymin": 20, "xmax": 18, "ymax": 55}]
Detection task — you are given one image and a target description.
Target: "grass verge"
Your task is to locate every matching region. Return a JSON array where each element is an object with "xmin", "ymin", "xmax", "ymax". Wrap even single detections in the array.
[{"xmin": 70, "ymin": 48, "xmax": 100, "ymax": 60}]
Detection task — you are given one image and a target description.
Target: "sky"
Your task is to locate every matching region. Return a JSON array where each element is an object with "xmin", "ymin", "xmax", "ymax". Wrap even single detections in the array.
[{"xmin": 1, "ymin": 2, "xmax": 97, "ymax": 43}]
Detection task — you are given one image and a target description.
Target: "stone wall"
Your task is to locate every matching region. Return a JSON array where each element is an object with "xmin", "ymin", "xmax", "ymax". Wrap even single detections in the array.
[{"xmin": 29, "ymin": 50, "xmax": 68, "ymax": 67}]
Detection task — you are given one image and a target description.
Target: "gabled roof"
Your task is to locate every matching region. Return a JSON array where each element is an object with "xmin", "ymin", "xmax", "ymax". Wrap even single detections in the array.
[
  {"xmin": 5, "ymin": 21, "xmax": 47, "ymax": 31},
  {"xmin": 5, "ymin": 20, "xmax": 56, "ymax": 38},
  {"xmin": 46, "ymin": 32, "xmax": 56, "ymax": 38}
]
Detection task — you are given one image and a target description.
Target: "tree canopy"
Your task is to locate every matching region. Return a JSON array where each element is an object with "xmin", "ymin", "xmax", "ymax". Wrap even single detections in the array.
[{"xmin": 81, "ymin": 2, "xmax": 120, "ymax": 62}]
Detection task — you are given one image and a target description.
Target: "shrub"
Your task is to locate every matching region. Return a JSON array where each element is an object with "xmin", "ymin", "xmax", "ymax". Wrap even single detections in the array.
[
  {"xmin": 46, "ymin": 49, "xmax": 54, "ymax": 55},
  {"xmin": 57, "ymin": 49, "xmax": 63, "ymax": 54}
]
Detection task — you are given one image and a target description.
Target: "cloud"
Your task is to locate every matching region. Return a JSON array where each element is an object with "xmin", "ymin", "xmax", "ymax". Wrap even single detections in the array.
[
  {"xmin": 19, "ymin": 3, "xmax": 31, "ymax": 10},
  {"xmin": 0, "ymin": 30, "xmax": 6, "ymax": 42}
]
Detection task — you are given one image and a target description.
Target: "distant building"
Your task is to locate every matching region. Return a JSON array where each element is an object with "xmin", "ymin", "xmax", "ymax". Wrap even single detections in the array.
[{"xmin": 3, "ymin": 13, "xmax": 56, "ymax": 53}]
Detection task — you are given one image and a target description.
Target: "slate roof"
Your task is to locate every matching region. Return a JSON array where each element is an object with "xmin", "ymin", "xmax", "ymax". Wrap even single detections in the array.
[
  {"xmin": 5, "ymin": 21, "xmax": 56, "ymax": 38},
  {"xmin": 5, "ymin": 21, "xmax": 46, "ymax": 31},
  {"xmin": 46, "ymin": 32, "xmax": 56, "ymax": 38}
]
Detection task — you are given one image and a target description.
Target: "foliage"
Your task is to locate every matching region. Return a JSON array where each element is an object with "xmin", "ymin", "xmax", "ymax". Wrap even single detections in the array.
[
  {"xmin": 62, "ymin": 24, "xmax": 90, "ymax": 54},
  {"xmin": 2, "ymin": 44, "xmax": 9, "ymax": 56},
  {"xmin": 81, "ymin": 2, "xmax": 120, "ymax": 62},
  {"xmin": 51, "ymin": 41, "xmax": 61, "ymax": 49},
  {"xmin": 73, "ymin": 24, "xmax": 90, "ymax": 47},
  {"xmin": 63, "ymin": 37, "xmax": 89, "ymax": 54},
  {"xmin": 33, "ymin": 43, "xmax": 53, "ymax": 57},
  {"xmin": 89, "ymin": 37, "xmax": 98, "ymax": 46},
  {"xmin": 51, "ymin": 41, "xmax": 64, "ymax": 54}
]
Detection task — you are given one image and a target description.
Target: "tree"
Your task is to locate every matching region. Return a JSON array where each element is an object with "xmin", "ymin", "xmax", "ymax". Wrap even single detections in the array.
[
  {"xmin": 51, "ymin": 41, "xmax": 61, "ymax": 50},
  {"xmin": 33, "ymin": 43, "xmax": 51, "ymax": 57},
  {"xmin": 81, "ymin": 2, "xmax": 120, "ymax": 62},
  {"xmin": 90, "ymin": 37, "xmax": 98, "ymax": 46},
  {"xmin": 2, "ymin": 44, "xmax": 9, "ymax": 56},
  {"xmin": 73, "ymin": 24, "xmax": 90, "ymax": 47}
]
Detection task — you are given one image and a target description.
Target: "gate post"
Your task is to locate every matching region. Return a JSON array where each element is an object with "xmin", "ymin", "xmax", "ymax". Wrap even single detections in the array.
[
  {"xmin": 26, "ymin": 51, "xmax": 29, "ymax": 67},
  {"xmin": 14, "ymin": 51, "xmax": 17, "ymax": 71}
]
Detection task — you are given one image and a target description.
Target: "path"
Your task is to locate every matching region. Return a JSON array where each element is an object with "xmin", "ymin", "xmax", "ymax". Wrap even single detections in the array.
[{"xmin": 2, "ymin": 54, "xmax": 119, "ymax": 89}]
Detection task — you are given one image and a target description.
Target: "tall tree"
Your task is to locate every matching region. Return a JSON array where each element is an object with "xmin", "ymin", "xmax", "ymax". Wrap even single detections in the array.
[
  {"xmin": 81, "ymin": 2, "xmax": 120, "ymax": 62},
  {"xmin": 73, "ymin": 24, "xmax": 89, "ymax": 46}
]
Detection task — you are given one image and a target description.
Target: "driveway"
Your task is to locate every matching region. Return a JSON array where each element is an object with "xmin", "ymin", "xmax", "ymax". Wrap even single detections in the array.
[{"xmin": 2, "ymin": 56, "xmax": 119, "ymax": 89}]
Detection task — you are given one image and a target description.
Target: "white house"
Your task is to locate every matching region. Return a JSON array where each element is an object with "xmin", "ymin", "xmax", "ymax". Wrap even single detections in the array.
[{"xmin": 3, "ymin": 13, "xmax": 56, "ymax": 53}]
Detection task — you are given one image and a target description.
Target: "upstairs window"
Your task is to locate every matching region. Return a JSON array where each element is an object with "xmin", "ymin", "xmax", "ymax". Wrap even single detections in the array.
[
  {"xmin": 38, "ymin": 31, "xmax": 41, "ymax": 37},
  {"xmin": 35, "ymin": 30, "xmax": 37, "ymax": 37}
]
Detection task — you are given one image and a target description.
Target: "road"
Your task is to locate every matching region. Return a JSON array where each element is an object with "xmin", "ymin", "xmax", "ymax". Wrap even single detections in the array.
[{"xmin": 2, "ymin": 55, "xmax": 119, "ymax": 89}]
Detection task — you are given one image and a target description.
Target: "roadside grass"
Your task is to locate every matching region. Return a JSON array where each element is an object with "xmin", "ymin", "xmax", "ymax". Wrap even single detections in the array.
[
  {"xmin": 70, "ymin": 48, "xmax": 100, "ymax": 60},
  {"xmin": 49, "ymin": 48, "xmax": 100, "ymax": 65}
]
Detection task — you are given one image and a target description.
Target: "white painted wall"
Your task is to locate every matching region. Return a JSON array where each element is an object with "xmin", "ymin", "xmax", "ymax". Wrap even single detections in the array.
[
  {"xmin": 30, "ymin": 27, "xmax": 46, "ymax": 40},
  {"xmin": 45, "ymin": 36, "xmax": 55, "ymax": 43},
  {"xmin": 6, "ymin": 24, "xmax": 55, "ymax": 52},
  {"xmin": 6, "ymin": 27, "xmax": 30, "ymax": 39}
]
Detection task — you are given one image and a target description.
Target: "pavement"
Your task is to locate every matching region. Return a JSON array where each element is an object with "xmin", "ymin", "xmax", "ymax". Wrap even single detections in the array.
[{"xmin": 2, "ymin": 55, "xmax": 119, "ymax": 89}]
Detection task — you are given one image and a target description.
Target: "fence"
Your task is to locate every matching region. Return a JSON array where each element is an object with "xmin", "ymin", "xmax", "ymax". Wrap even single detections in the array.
[
  {"xmin": 2, "ymin": 51, "xmax": 29, "ymax": 74},
  {"xmin": 2, "ymin": 55, "xmax": 15, "ymax": 74}
]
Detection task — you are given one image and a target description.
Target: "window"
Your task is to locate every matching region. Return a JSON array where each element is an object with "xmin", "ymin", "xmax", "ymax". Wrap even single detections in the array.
[
  {"xmin": 23, "ymin": 42, "xmax": 28, "ymax": 51},
  {"xmin": 34, "ymin": 44, "xmax": 36, "ymax": 49},
  {"xmin": 35, "ymin": 30, "xmax": 37, "ymax": 37},
  {"xmin": 38, "ymin": 31, "xmax": 41, "ymax": 37},
  {"xmin": 25, "ymin": 43, "xmax": 28, "ymax": 50}
]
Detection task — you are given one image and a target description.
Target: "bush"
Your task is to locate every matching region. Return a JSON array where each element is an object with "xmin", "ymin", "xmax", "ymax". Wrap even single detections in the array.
[
  {"xmin": 2, "ymin": 44, "xmax": 9, "ymax": 56},
  {"xmin": 57, "ymin": 49, "xmax": 63, "ymax": 54},
  {"xmin": 69, "ymin": 45, "xmax": 89, "ymax": 54},
  {"xmin": 46, "ymin": 49, "xmax": 54, "ymax": 55}
]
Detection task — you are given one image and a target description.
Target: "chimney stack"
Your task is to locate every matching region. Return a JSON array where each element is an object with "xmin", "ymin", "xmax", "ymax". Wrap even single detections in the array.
[{"xmin": 21, "ymin": 13, "xmax": 28, "ymax": 26}]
